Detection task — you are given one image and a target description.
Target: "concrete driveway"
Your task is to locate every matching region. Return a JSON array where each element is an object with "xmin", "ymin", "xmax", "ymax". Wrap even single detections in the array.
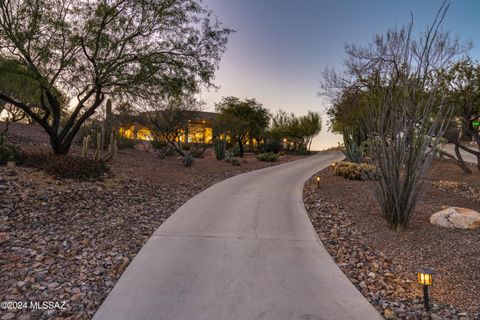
[
  {"xmin": 94, "ymin": 152, "xmax": 382, "ymax": 320},
  {"xmin": 442, "ymin": 143, "xmax": 478, "ymax": 164}
]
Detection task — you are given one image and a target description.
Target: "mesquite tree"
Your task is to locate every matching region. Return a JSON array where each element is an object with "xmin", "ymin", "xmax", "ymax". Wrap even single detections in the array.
[
  {"xmin": 324, "ymin": 3, "xmax": 468, "ymax": 230},
  {"xmin": 0, "ymin": 0, "xmax": 232, "ymax": 154}
]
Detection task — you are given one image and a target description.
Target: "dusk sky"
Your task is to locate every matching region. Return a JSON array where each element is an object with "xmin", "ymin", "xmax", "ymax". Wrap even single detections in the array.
[{"xmin": 200, "ymin": 0, "xmax": 480, "ymax": 150}]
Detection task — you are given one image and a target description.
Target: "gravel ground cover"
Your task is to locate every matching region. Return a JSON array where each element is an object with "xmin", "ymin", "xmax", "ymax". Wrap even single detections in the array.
[
  {"xmin": 303, "ymin": 162, "xmax": 480, "ymax": 320},
  {"xmin": 0, "ymin": 122, "xmax": 305, "ymax": 319}
]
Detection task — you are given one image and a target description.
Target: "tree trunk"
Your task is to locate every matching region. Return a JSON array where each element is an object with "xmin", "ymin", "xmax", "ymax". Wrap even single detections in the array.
[
  {"xmin": 238, "ymin": 136, "xmax": 244, "ymax": 158},
  {"xmin": 438, "ymin": 147, "xmax": 472, "ymax": 174},
  {"xmin": 50, "ymin": 137, "xmax": 71, "ymax": 155}
]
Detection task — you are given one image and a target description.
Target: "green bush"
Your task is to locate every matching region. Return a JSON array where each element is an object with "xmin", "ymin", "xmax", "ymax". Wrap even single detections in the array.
[
  {"xmin": 191, "ymin": 149, "xmax": 205, "ymax": 158},
  {"xmin": 0, "ymin": 135, "xmax": 20, "ymax": 164},
  {"xmin": 190, "ymin": 144, "xmax": 209, "ymax": 158},
  {"xmin": 296, "ymin": 147, "xmax": 311, "ymax": 155},
  {"xmin": 333, "ymin": 161, "xmax": 376, "ymax": 181},
  {"xmin": 228, "ymin": 145, "xmax": 240, "ymax": 157},
  {"xmin": 150, "ymin": 139, "xmax": 165, "ymax": 149},
  {"xmin": 259, "ymin": 140, "xmax": 282, "ymax": 153},
  {"xmin": 19, "ymin": 150, "xmax": 109, "ymax": 180},
  {"xmin": 256, "ymin": 152, "xmax": 279, "ymax": 162},
  {"xmin": 117, "ymin": 136, "xmax": 136, "ymax": 149},
  {"xmin": 182, "ymin": 143, "xmax": 192, "ymax": 151}
]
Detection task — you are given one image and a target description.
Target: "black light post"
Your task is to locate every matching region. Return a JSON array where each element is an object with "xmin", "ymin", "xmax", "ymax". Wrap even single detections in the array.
[
  {"xmin": 316, "ymin": 176, "xmax": 320, "ymax": 189},
  {"xmin": 416, "ymin": 268, "xmax": 435, "ymax": 310}
]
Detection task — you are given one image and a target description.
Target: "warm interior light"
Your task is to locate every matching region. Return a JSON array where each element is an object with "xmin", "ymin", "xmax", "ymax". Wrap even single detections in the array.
[{"xmin": 416, "ymin": 268, "xmax": 434, "ymax": 286}]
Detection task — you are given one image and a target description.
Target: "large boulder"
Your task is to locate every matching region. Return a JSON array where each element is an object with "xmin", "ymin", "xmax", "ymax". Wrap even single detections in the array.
[{"xmin": 430, "ymin": 207, "xmax": 480, "ymax": 229}]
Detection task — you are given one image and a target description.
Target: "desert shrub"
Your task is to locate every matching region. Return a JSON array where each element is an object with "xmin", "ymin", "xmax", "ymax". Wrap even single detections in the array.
[
  {"xmin": 191, "ymin": 150, "xmax": 203, "ymax": 158},
  {"xmin": 182, "ymin": 154, "xmax": 193, "ymax": 167},
  {"xmin": 150, "ymin": 139, "xmax": 164, "ymax": 149},
  {"xmin": 0, "ymin": 135, "xmax": 20, "ymax": 164},
  {"xmin": 259, "ymin": 140, "xmax": 282, "ymax": 153},
  {"xmin": 182, "ymin": 143, "xmax": 192, "ymax": 151},
  {"xmin": 296, "ymin": 147, "xmax": 311, "ymax": 155},
  {"xmin": 256, "ymin": 152, "xmax": 278, "ymax": 162},
  {"xmin": 190, "ymin": 143, "xmax": 209, "ymax": 158},
  {"xmin": 227, "ymin": 145, "xmax": 240, "ymax": 157},
  {"xmin": 19, "ymin": 150, "xmax": 109, "ymax": 180},
  {"xmin": 334, "ymin": 161, "xmax": 376, "ymax": 181},
  {"xmin": 151, "ymin": 139, "xmax": 175, "ymax": 157},
  {"xmin": 117, "ymin": 136, "xmax": 136, "ymax": 149},
  {"xmin": 230, "ymin": 158, "xmax": 240, "ymax": 166}
]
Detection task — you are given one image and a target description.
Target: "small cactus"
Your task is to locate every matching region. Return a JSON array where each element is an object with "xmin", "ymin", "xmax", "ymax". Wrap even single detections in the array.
[
  {"xmin": 214, "ymin": 140, "xmax": 225, "ymax": 160},
  {"xmin": 82, "ymin": 128, "xmax": 117, "ymax": 163},
  {"xmin": 82, "ymin": 135, "xmax": 91, "ymax": 158}
]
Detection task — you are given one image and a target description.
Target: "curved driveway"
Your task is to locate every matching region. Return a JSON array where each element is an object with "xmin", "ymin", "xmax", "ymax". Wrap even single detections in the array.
[{"xmin": 94, "ymin": 152, "xmax": 382, "ymax": 320}]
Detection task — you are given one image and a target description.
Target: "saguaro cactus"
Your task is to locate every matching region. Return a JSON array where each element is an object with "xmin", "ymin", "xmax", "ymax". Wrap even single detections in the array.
[
  {"xmin": 82, "ymin": 128, "xmax": 117, "ymax": 162},
  {"xmin": 214, "ymin": 140, "xmax": 225, "ymax": 160}
]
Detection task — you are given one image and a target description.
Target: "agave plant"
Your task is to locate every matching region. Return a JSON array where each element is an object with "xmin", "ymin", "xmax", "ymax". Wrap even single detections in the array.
[{"xmin": 342, "ymin": 131, "xmax": 363, "ymax": 163}]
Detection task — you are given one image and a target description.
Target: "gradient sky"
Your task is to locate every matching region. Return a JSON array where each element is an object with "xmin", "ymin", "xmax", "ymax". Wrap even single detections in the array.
[{"xmin": 199, "ymin": 0, "xmax": 480, "ymax": 150}]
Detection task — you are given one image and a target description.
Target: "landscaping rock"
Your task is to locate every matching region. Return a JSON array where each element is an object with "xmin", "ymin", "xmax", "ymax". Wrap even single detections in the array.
[
  {"xmin": 0, "ymin": 232, "xmax": 9, "ymax": 243},
  {"xmin": 303, "ymin": 169, "xmax": 479, "ymax": 320},
  {"xmin": 0, "ymin": 163, "xmax": 289, "ymax": 319},
  {"xmin": 430, "ymin": 207, "xmax": 480, "ymax": 229}
]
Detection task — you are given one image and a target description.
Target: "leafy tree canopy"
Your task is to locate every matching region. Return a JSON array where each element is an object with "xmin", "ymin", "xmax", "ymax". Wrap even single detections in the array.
[
  {"xmin": 214, "ymin": 96, "xmax": 270, "ymax": 157},
  {"xmin": 0, "ymin": 0, "xmax": 233, "ymax": 154}
]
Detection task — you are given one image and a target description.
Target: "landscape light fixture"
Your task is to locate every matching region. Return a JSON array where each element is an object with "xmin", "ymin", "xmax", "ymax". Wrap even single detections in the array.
[
  {"xmin": 416, "ymin": 268, "xmax": 435, "ymax": 310},
  {"xmin": 316, "ymin": 176, "xmax": 320, "ymax": 189},
  {"xmin": 332, "ymin": 162, "xmax": 336, "ymax": 168}
]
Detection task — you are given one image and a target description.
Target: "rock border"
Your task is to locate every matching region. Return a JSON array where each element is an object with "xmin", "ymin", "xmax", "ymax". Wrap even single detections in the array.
[{"xmin": 303, "ymin": 169, "xmax": 479, "ymax": 320}]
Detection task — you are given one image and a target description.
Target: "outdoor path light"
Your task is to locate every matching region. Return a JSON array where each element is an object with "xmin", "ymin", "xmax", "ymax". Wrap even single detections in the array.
[
  {"xmin": 416, "ymin": 268, "xmax": 435, "ymax": 310},
  {"xmin": 316, "ymin": 176, "xmax": 320, "ymax": 189}
]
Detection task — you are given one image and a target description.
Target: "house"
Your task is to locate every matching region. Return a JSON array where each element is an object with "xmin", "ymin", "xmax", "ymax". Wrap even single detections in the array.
[{"xmin": 116, "ymin": 110, "xmax": 217, "ymax": 144}]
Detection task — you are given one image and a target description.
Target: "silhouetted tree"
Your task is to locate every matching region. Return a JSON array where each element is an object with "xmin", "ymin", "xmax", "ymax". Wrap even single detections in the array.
[
  {"xmin": 214, "ymin": 97, "xmax": 270, "ymax": 157},
  {"xmin": 0, "ymin": 0, "xmax": 232, "ymax": 154}
]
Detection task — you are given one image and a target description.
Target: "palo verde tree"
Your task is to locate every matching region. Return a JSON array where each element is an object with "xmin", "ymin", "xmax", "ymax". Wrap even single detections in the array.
[
  {"xmin": 214, "ymin": 97, "xmax": 270, "ymax": 157},
  {"xmin": 0, "ymin": 57, "xmax": 67, "ymax": 130},
  {"xmin": 0, "ymin": 0, "xmax": 232, "ymax": 154},
  {"xmin": 298, "ymin": 111, "xmax": 322, "ymax": 151},
  {"xmin": 322, "ymin": 2, "xmax": 468, "ymax": 230},
  {"xmin": 269, "ymin": 109, "xmax": 322, "ymax": 152}
]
